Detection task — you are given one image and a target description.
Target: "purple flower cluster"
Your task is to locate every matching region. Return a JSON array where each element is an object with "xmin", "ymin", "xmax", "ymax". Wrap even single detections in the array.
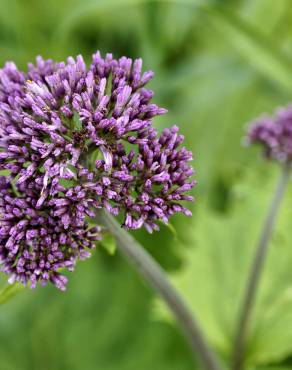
[
  {"xmin": 0, "ymin": 177, "xmax": 100, "ymax": 290},
  {"xmin": 247, "ymin": 105, "xmax": 292, "ymax": 163},
  {"xmin": 0, "ymin": 51, "xmax": 195, "ymax": 289}
]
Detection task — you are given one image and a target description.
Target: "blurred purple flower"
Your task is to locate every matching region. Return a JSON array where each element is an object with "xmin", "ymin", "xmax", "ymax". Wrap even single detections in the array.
[{"xmin": 247, "ymin": 105, "xmax": 292, "ymax": 163}]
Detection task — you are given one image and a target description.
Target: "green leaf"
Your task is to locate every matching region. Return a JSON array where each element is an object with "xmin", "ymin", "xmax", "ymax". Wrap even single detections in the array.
[{"xmin": 100, "ymin": 233, "xmax": 117, "ymax": 255}]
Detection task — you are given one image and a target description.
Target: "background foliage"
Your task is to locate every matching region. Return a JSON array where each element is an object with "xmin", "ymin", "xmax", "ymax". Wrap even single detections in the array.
[{"xmin": 0, "ymin": 0, "xmax": 292, "ymax": 369}]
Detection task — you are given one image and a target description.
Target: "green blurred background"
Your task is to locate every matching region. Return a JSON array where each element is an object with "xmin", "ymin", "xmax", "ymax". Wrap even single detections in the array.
[{"xmin": 1, "ymin": 1, "xmax": 292, "ymax": 369}]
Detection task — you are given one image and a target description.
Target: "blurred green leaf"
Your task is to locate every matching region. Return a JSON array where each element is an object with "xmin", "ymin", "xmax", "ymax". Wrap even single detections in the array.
[
  {"xmin": 239, "ymin": 0, "xmax": 288, "ymax": 34},
  {"xmin": 206, "ymin": 7, "xmax": 292, "ymax": 93}
]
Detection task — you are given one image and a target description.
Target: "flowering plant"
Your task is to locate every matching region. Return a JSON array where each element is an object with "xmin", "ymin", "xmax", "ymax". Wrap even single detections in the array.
[{"xmin": 1, "ymin": 50, "xmax": 291, "ymax": 370}]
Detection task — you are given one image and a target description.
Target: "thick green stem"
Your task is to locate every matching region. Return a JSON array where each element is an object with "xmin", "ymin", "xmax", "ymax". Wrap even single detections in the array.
[
  {"xmin": 232, "ymin": 165, "xmax": 291, "ymax": 370},
  {"xmin": 98, "ymin": 210, "xmax": 223, "ymax": 370}
]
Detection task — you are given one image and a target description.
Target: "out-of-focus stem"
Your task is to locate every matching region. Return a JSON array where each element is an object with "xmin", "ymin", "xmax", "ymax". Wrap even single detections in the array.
[
  {"xmin": 232, "ymin": 165, "xmax": 291, "ymax": 370},
  {"xmin": 98, "ymin": 210, "xmax": 223, "ymax": 370}
]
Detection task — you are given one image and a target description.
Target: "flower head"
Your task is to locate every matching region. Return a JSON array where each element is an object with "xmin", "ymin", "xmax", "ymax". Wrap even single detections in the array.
[
  {"xmin": 247, "ymin": 105, "xmax": 292, "ymax": 163},
  {"xmin": 0, "ymin": 51, "xmax": 195, "ymax": 231},
  {"xmin": 0, "ymin": 51, "xmax": 195, "ymax": 289}
]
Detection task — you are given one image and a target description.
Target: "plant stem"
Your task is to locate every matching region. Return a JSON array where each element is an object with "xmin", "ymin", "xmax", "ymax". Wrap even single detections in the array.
[
  {"xmin": 98, "ymin": 210, "xmax": 223, "ymax": 370},
  {"xmin": 232, "ymin": 165, "xmax": 291, "ymax": 370}
]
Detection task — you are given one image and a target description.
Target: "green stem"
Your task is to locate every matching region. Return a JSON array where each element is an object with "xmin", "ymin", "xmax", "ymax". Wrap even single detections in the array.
[
  {"xmin": 232, "ymin": 165, "xmax": 291, "ymax": 370},
  {"xmin": 98, "ymin": 210, "xmax": 223, "ymax": 370}
]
